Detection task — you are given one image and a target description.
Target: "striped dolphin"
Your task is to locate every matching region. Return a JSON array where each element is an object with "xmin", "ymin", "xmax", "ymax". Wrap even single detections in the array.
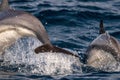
[
  {"xmin": 0, "ymin": 0, "xmax": 78, "ymax": 57},
  {"xmin": 86, "ymin": 20, "xmax": 120, "ymax": 69}
]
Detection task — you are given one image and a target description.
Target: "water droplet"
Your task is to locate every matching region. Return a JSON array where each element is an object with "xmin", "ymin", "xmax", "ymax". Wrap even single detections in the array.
[{"xmin": 45, "ymin": 22, "xmax": 48, "ymax": 25}]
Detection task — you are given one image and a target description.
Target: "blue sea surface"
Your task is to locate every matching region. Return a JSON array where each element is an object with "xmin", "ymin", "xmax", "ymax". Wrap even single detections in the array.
[{"xmin": 0, "ymin": 0, "xmax": 120, "ymax": 80}]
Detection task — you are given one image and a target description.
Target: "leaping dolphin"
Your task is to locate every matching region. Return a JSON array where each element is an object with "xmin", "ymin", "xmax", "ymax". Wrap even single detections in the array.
[
  {"xmin": 86, "ymin": 20, "xmax": 120, "ymax": 68},
  {"xmin": 0, "ymin": 0, "xmax": 78, "ymax": 57}
]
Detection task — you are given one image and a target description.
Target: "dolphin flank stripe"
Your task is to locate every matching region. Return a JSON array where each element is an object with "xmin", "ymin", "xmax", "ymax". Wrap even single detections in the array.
[{"xmin": 86, "ymin": 44, "xmax": 120, "ymax": 61}]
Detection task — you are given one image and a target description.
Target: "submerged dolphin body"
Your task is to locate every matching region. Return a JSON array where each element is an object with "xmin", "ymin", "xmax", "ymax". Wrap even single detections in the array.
[
  {"xmin": 86, "ymin": 20, "xmax": 120, "ymax": 70},
  {"xmin": 0, "ymin": 0, "xmax": 78, "ymax": 57}
]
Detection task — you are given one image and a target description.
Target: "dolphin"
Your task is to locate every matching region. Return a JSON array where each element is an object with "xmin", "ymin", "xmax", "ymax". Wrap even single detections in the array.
[
  {"xmin": 86, "ymin": 20, "xmax": 120, "ymax": 68},
  {"xmin": 0, "ymin": 0, "xmax": 78, "ymax": 57}
]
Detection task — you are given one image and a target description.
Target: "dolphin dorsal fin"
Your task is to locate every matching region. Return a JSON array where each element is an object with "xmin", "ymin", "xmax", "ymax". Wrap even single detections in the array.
[
  {"xmin": 0, "ymin": 0, "xmax": 10, "ymax": 11},
  {"xmin": 99, "ymin": 20, "xmax": 105, "ymax": 34}
]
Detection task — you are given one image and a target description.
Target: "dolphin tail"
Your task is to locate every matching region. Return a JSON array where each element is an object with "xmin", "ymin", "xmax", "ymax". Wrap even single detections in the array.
[
  {"xmin": 34, "ymin": 44, "xmax": 79, "ymax": 57},
  {"xmin": 99, "ymin": 20, "xmax": 105, "ymax": 34},
  {"xmin": 0, "ymin": 0, "xmax": 10, "ymax": 11}
]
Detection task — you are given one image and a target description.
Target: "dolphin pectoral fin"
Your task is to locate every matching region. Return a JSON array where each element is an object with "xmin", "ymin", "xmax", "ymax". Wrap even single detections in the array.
[
  {"xmin": 52, "ymin": 46, "xmax": 79, "ymax": 57},
  {"xmin": 34, "ymin": 44, "xmax": 53, "ymax": 54},
  {"xmin": 99, "ymin": 20, "xmax": 105, "ymax": 34},
  {"xmin": 34, "ymin": 44, "xmax": 79, "ymax": 57}
]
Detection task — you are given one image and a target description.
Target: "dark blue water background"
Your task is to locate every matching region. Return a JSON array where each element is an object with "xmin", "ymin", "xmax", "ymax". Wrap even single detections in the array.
[{"xmin": 0, "ymin": 0, "xmax": 120, "ymax": 79}]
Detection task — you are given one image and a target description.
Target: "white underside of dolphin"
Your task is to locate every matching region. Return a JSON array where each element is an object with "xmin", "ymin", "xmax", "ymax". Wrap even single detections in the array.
[{"xmin": 0, "ymin": 25, "xmax": 36, "ymax": 54}]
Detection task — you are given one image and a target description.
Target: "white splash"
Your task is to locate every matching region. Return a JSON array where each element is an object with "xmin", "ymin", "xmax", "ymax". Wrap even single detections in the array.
[{"xmin": 1, "ymin": 37, "xmax": 82, "ymax": 75}]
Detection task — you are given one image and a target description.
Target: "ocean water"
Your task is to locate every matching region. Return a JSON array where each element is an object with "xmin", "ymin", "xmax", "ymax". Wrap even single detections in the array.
[{"xmin": 0, "ymin": 0, "xmax": 120, "ymax": 80}]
